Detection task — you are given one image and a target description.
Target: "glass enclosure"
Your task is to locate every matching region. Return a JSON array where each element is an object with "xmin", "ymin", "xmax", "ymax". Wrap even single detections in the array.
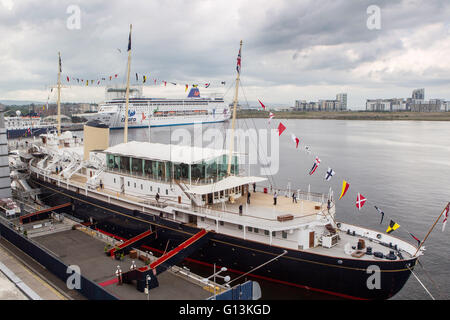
[{"xmin": 105, "ymin": 152, "xmax": 239, "ymax": 183}]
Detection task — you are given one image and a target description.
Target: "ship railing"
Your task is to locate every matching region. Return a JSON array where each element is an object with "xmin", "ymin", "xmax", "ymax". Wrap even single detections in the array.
[{"xmin": 252, "ymin": 185, "xmax": 326, "ymax": 204}]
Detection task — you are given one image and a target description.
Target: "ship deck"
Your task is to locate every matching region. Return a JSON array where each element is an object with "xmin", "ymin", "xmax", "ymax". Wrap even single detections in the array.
[
  {"xmin": 56, "ymin": 172, "xmax": 326, "ymax": 230},
  {"xmin": 309, "ymin": 231, "xmax": 414, "ymax": 261}
]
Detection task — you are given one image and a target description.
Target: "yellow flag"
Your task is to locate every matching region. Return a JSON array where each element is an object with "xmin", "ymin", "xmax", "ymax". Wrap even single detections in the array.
[{"xmin": 386, "ymin": 220, "xmax": 400, "ymax": 234}]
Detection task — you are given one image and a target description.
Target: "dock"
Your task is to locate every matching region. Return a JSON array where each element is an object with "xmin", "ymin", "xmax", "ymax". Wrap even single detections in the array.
[{"xmin": 33, "ymin": 228, "xmax": 213, "ymax": 300}]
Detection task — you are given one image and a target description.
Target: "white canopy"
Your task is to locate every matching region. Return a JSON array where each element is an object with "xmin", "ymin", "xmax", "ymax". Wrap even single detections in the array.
[
  {"xmin": 184, "ymin": 176, "xmax": 267, "ymax": 195},
  {"xmin": 104, "ymin": 141, "xmax": 235, "ymax": 165}
]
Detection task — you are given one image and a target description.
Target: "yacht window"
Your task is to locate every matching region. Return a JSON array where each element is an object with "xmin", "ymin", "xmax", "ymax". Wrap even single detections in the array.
[
  {"xmin": 247, "ymin": 227, "xmax": 253, "ymax": 232},
  {"xmin": 282, "ymin": 231, "xmax": 288, "ymax": 239}
]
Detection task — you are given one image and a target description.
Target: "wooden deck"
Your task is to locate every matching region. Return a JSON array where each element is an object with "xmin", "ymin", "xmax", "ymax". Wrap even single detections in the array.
[{"xmin": 211, "ymin": 191, "xmax": 325, "ymax": 221}]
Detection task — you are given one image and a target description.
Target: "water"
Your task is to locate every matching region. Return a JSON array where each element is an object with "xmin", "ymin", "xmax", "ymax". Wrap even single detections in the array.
[{"xmin": 106, "ymin": 119, "xmax": 450, "ymax": 300}]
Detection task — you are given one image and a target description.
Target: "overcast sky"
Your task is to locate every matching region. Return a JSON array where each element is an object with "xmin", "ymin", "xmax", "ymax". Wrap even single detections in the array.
[{"xmin": 1, "ymin": 0, "xmax": 450, "ymax": 109}]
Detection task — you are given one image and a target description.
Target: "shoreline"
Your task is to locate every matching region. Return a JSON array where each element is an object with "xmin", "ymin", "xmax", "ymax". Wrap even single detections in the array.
[{"xmin": 236, "ymin": 110, "xmax": 450, "ymax": 121}]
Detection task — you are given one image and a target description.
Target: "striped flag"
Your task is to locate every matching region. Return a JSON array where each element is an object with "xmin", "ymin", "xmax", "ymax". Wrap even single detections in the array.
[
  {"xmin": 355, "ymin": 193, "xmax": 367, "ymax": 210},
  {"xmin": 443, "ymin": 203, "xmax": 449, "ymax": 232},
  {"xmin": 309, "ymin": 157, "xmax": 321, "ymax": 175},
  {"xmin": 386, "ymin": 220, "xmax": 400, "ymax": 234},
  {"xmin": 339, "ymin": 180, "xmax": 349, "ymax": 200}
]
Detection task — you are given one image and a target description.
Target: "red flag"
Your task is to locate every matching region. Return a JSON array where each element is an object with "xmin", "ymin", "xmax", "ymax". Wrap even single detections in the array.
[
  {"xmin": 355, "ymin": 193, "xmax": 367, "ymax": 210},
  {"xmin": 114, "ymin": 74, "xmax": 118, "ymax": 78},
  {"xmin": 66, "ymin": 76, "xmax": 69, "ymax": 82},
  {"xmin": 258, "ymin": 99, "xmax": 266, "ymax": 110},
  {"xmin": 277, "ymin": 123, "xmax": 286, "ymax": 136}
]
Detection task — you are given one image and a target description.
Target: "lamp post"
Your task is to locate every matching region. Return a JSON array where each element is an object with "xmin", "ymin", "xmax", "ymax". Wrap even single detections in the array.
[
  {"xmin": 146, "ymin": 275, "xmax": 151, "ymax": 301},
  {"xmin": 203, "ymin": 263, "xmax": 231, "ymax": 300}
]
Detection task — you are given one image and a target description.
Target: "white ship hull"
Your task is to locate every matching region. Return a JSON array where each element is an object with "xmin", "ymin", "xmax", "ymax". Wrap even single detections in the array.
[{"xmin": 83, "ymin": 110, "xmax": 230, "ymax": 129}]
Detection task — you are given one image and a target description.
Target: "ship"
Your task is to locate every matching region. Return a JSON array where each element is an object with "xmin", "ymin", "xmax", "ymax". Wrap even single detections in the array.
[
  {"xmin": 79, "ymin": 85, "xmax": 230, "ymax": 129},
  {"xmin": 20, "ymin": 30, "xmax": 422, "ymax": 300},
  {"xmin": 5, "ymin": 115, "xmax": 55, "ymax": 139}
]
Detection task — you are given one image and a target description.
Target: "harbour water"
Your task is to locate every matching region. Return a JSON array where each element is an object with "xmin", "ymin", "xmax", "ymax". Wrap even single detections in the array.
[{"xmin": 100, "ymin": 119, "xmax": 450, "ymax": 299}]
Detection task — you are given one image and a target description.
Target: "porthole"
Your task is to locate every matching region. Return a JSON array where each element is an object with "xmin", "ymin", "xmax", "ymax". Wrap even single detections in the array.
[
  {"xmin": 337, "ymin": 260, "xmax": 343, "ymax": 265},
  {"xmin": 376, "ymin": 234, "xmax": 382, "ymax": 240}
]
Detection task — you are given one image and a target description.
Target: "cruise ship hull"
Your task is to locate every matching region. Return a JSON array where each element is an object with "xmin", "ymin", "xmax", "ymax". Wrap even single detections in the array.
[
  {"xmin": 30, "ymin": 176, "xmax": 417, "ymax": 300},
  {"xmin": 82, "ymin": 112, "xmax": 230, "ymax": 129}
]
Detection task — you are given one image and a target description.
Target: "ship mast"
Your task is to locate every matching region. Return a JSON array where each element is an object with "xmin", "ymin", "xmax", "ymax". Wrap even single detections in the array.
[
  {"xmin": 124, "ymin": 24, "xmax": 132, "ymax": 143},
  {"xmin": 227, "ymin": 40, "xmax": 243, "ymax": 176},
  {"xmin": 57, "ymin": 52, "xmax": 62, "ymax": 136}
]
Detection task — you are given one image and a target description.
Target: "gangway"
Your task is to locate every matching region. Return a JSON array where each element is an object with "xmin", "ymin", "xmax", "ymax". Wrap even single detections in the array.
[
  {"xmin": 121, "ymin": 229, "xmax": 210, "ymax": 292},
  {"xmin": 19, "ymin": 202, "xmax": 72, "ymax": 224},
  {"xmin": 107, "ymin": 229, "xmax": 153, "ymax": 257}
]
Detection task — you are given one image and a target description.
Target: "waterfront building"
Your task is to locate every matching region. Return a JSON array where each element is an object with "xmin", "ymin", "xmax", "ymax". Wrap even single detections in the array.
[
  {"xmin": 0, "ymin": 104, "xmax": 12, "ymax": 198},
  {"xmin": 294, "ymin": 93, "xmax": 347, "ymax": 111},
  {"xmin": 366, "ymin": 88, "xmax": 447, "ymax": 112}
]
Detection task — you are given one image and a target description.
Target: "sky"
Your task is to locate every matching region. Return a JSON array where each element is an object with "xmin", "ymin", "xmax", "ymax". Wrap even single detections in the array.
[{"xmin": 1, "ymin": 0, "xmax": 450, "ymax": 109}]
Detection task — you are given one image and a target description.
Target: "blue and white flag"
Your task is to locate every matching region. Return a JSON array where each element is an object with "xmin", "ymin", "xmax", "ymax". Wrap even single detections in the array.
[{"xmin": 325, "ymin": 168, "xmax": 335, "ymax": 181}]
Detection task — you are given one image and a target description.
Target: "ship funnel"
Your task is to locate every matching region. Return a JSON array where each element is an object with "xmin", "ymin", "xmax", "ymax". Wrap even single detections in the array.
[{"xmin": 83, "ymin": 120, "xmax": 109, "ymax": 160}]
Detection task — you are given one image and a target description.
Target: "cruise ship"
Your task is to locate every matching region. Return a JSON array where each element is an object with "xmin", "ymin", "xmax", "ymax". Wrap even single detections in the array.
[{"xmin": 81, "ymin": 86, "xmax": 230, "ymax": 129}]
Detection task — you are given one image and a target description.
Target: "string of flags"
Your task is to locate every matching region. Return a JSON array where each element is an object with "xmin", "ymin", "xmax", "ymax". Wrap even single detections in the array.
[
  {"xmin": 62, "ymin": 72, "xmax": 226, "ymax": 90},
  {"xmin": 257, "ymin": 98, "xmax": 449, "ymax": 242}
]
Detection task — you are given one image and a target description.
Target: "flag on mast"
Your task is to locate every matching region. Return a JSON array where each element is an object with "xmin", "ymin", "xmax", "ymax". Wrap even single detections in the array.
[
  {"xmin": 442, "ymin": 203, "xmax": 449, "ymax": 232},
  {"xmin": 355, "ymin": 193, "xmax": 367, "ymax": 210},
  {"xmin": 236, "ymin": 46, "xmax": 241, "ymax": 74},
  {"xmin": 339, "ymin": 180, "xmax": 349, "ymax": 200},
  {"xmin": 127, "ymin": 27, "xmax": 132, "ymax": 52},
  {"xmin": 268, "ymin": 112, "xmax": 274, "ymax": 124},
  {"xmin": 58, "ymin": 54, "xmax": 62, "ymax": 73}
]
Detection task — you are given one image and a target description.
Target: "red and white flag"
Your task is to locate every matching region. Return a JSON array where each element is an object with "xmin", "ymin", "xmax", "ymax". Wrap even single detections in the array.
[
  {"xmin": 291, "ymin": 134, "xmax": 300, "ymax": 148},
  {"xmin": 268, "ymin": 112, "xmax": 274, "ymax": 124},
  {"xmin": 443, "ymin": 203, "xmax": 449, "ymax": 232},
  {"xmin": 309, "ymin": 157, "xmax": 321, "ymax": 175},
  {"xmin": 355, "ymin": 193, "xmax": 367, "ymax": 210},
  {"xmin": 277, "ymin": 122, "xmax": 286, "ymax": 136}
]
